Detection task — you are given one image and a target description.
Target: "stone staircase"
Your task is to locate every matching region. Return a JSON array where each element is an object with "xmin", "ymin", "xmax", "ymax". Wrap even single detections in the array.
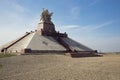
[{"xmin": 54, "ymin": 37, "xmax": 75, "ymax": 52}]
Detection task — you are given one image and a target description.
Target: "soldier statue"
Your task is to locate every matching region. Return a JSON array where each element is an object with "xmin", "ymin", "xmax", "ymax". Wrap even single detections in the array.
[{"xmin": 40, "ymin": 8, "xmax": 53, "ymax": 23}]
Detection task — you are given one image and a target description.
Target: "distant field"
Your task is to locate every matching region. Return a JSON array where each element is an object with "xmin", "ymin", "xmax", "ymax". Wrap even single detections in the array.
[{"xmin": 0, "ymin": 53, "xmax": 120, "ymax": 80}]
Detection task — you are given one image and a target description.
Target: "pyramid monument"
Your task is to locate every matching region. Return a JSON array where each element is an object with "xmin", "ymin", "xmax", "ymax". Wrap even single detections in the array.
[{"xmin": 0, "ymin": 9, "xmax": 98, "ymax": 57}]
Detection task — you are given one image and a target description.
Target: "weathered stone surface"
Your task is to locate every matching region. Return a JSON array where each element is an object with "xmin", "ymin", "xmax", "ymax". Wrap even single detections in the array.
[
  {"xmin": 27, "ymin": 33, "xmax": 66, "ymax": 51},
  {"xmin": 61, "ymin": 37, "xmax": 92, "ymax": 51}
]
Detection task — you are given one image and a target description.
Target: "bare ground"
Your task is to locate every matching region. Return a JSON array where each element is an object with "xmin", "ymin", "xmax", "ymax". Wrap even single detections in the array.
[{"xmin": 0, "ymin": 54, "xmax": 120, "ymax": 80}]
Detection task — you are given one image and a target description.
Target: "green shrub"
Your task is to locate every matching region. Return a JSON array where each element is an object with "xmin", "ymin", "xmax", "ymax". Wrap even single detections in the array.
[
  {"xmin": 0, "ymin": 53, "xmax": 15, "ymax": 58},
  {"xmin": 0, "ymin": 64, "xmax": 2, "ymax": 68}
]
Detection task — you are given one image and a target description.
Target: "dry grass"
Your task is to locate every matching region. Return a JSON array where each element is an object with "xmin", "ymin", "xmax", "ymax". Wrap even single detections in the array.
[{"xmin": 0, "ymin": 53, "xmax": 120, "ymax": 80}]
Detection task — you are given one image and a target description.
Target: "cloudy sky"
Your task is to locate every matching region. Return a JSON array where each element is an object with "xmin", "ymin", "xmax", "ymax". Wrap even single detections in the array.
[{"xmin": 0, "ymin": 0, "xmax": 120, "ymax": 52}]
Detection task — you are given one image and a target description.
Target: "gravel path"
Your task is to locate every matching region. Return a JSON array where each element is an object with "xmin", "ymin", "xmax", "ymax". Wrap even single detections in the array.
[{"xmin": 0, "ymin": 54, "xmax": 120, "ymax": 80}]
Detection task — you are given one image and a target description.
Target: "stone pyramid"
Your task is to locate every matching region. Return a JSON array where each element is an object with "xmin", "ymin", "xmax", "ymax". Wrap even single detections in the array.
[{"xmin": 0, "ymin": 9, "xmax": 97, "ymax": 56}]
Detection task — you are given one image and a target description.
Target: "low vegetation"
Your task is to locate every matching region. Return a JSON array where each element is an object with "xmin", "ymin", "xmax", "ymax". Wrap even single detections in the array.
[
  {"xmin": 0, "ymin": 53, "xmax": 15, "ymax": 58},
  {"xmin": 0, "ymin": 64, "xmax": 2, "ymax": 68}
]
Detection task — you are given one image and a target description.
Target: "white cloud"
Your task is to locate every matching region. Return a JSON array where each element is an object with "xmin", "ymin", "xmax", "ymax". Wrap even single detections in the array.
[
  {"xmin": 80, "ymin": 21, "xmax": 113, "ymax": 31},
  {"xmin": 0, "ymin": 0, "xmax": 26, "ymax": 13},
  {"xmin": 88, "ymin": 0, "xmax": 100, "ymax": 7},
  {"xmin": 0, "ymin": 0, "xmax": 39, "ymax": 45},
  {"xmin": 61, "ymin": 25, "xmax": 79, "ymax": 29},
  {"xmin": 12, "ymin": 2, "xmax": 26, "ymax": 13},
  {"xmin": 70, "ymin": 7, "xmax": 80, "ymax": 20},
  {"xmin": 59, "ymin": 21, "xmax": 113, "ymax": 32}
]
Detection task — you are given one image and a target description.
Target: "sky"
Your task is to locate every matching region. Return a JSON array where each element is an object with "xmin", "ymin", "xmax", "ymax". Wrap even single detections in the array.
[{"xmin": 0, "ymin": 0, "xmax": 120, "ymax": 52}]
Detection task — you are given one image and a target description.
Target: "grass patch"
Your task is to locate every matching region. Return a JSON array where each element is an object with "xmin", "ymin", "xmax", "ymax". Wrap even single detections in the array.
[
  {"xmin": 0, "ymin": 53, "xmax": 15, "ymax": 58},
  {"xmin": 0, "ymin": 64, "xmax": 2, "ymax": 68}
]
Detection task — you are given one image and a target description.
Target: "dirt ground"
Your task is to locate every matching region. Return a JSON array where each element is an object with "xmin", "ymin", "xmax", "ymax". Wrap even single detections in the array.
[{"xmin": 0, "ymin": 54, "xmax": 120, "ymax": 80}]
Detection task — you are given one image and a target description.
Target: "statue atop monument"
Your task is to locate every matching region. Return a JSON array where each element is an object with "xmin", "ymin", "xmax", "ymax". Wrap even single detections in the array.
[
  {"xmin": 37, "ymin": 9, "xmax": 67, "ymax": 37},
  {"xmin": 40, "ymin": 8, "xmax": 53, "ymax": 23}
]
